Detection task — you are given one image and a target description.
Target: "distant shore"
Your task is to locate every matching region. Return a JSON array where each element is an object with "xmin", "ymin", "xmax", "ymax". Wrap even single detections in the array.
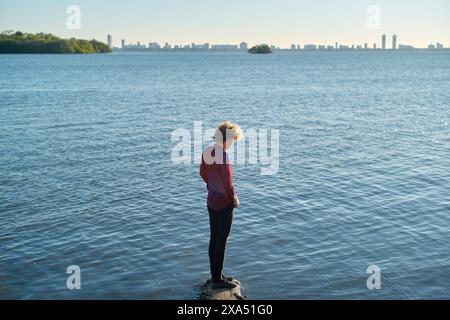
[
  {"xmin": 0, "ymin": 31, "xmax": 111, "ymax": 54},
  {"xmin": 112, "ymin": 48, "xmax": 450, "ymax": 53}
]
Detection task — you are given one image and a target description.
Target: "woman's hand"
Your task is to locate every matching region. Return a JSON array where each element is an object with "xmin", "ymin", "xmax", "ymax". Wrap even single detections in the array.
[{"xmin": 233, "ymin": 197, "xmax": 239, "ymax": 208}]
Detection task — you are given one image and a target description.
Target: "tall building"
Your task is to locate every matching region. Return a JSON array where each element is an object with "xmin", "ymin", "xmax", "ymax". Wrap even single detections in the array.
[
  {"xmin": 211, "ymin": 44, "xmax": 238, "ymax": 50},
  {"xmin": 239, "ymin": 42, "xmax": 248, "ymax": 51},
  {"xmin": 121, "ymin": 39, "xmax": 125, "ymax": 49},
  {"xmin": 392, "ymin": 34, "xmax": 397, "ymax": 50},
  {"xmin": 304, "ymin": 44, "xmax": 317, "ymax": 50},
  {"xmin": 381, "ymin": 34, "xmax": 386, "ymax": 50},
  {"xmin": 107, "ymin": 34, "xmax": 113, "ymax": 48},
  {"xmin": 148, "ymin": 42, "xmax": 161, "ymax": 50},
  {"xmin": 373, "ymin": 43, "xmax": 377, "ymax": 50}
]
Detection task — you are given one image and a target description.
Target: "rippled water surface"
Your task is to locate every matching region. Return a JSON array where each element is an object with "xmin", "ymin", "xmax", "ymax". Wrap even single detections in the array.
[{"xmin": 1, "ymin": 52, "xmax": 450, "ymax": 299}]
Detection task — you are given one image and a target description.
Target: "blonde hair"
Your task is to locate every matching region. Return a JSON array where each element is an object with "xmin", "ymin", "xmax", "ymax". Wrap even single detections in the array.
[{"xmin": 214, "ymin": 121, "xmax": 243, "ymax": 145}]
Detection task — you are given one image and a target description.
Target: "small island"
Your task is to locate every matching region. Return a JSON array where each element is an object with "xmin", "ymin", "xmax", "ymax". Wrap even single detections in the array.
[
  {"xmin": 0, "ymin": 31, "xmax": 111, "ymax": 54},
  {"xmin": 248, "ymin": 44, "xmax": 273, "ymax": 54}
]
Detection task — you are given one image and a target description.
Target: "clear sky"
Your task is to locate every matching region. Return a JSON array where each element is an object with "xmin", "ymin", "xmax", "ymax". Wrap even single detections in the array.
[{"xmin": 1, "ymin": 0, "xmax": 449, "ymax": 48}]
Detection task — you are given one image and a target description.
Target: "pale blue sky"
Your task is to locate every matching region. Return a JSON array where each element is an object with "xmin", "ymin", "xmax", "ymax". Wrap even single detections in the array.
[{"xmin": 1, "ymin": 0, "xmax": 449, "ymax": 48}]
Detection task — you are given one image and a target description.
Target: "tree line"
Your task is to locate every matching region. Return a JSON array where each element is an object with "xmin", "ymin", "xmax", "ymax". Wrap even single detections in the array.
[{"xmin": 0, "ymin": 31, "xmax": 111, "ymax": 54}]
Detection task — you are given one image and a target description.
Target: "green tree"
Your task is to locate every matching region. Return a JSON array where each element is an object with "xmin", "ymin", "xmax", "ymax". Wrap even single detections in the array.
[
  {"xmin": 0, "ymin": 31, "xmax": 112, "ymax": 54},
  {"xmin": 248, "ymin": 44, "xmax": 273, "ymax": 54}
]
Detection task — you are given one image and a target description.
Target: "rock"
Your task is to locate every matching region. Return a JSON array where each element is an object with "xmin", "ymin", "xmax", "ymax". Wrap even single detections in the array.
[{"xmin": 200, "ymin": 278, "xmax": 246, "ymax": 300}]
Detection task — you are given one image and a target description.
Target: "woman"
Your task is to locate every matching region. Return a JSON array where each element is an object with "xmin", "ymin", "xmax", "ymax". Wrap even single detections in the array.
[{"xmin": 200, "ymin": 121, "xmax": 243, "ymax": 289}]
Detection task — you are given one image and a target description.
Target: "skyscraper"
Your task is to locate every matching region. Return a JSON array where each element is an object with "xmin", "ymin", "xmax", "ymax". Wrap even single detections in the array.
[
  {"xmin": 107, "ymin": 34, "xmax": 113, "ymax": 48},
  {"xmin": 121, "ymin": 39, "xmax": 125, "ymax": 49},
  {"xmin": 382, "ymin": 34, "xmax": 386, "ymax": 50},
  {"xmin": 392, "ymin": 34, "xmax": 397, "ymax": 50}
]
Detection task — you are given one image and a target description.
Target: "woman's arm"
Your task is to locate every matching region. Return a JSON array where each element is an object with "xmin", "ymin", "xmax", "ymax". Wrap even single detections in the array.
[
  {"xmin": 221, "ymin": 156, "xmax": 239, "ymax": 207},
  {"xmin": 200, "ymin": 154, "xmax": 208, "ymax": 183}
]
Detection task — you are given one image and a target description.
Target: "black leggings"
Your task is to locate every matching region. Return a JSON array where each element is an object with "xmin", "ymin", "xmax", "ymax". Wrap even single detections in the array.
[{"xmin": 208, "ymin": 202, "xmax": 234, "ymax": 282}]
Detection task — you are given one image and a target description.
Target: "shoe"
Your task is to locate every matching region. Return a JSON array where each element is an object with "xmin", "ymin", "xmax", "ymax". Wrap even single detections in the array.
[
  {"xmin": 212, "ymin": 279, "xmax": 237, "ymax": 289},
  {"xmin": 222, "ymin": 274, "xmax": 235, "ymax": 282}
]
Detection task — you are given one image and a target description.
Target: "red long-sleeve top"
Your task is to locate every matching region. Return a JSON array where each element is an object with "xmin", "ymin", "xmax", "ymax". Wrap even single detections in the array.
[{"xmin": 200, "ymin": 144, "xmax": 237, "ymax": 211}]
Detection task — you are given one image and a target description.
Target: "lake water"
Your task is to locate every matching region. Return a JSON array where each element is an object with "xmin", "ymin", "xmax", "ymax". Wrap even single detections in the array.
[{"xmin": 1, "ymin": 51, "xmax": 449, "ymax": 299}]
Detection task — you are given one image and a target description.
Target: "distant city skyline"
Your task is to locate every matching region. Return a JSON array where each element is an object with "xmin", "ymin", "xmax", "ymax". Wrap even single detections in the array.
[
  {"xmin": 110, "ymin": 33, "xmax": 448, "ymax": 51},
  {"xmin": 1, "ymin": 0, "xmax": 449, "ymax": 48}
]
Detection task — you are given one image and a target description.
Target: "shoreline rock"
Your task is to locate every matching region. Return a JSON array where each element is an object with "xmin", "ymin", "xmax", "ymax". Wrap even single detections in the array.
[{"xmin": 199, "ymin": 278, "xmax": 246, "ymax": 300}]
